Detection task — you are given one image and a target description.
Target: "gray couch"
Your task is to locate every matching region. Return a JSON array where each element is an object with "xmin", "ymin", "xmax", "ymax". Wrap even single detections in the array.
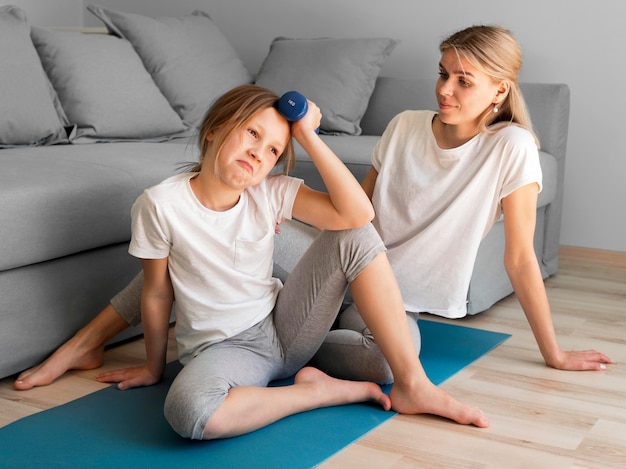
[{"xmin": 0, "ymin": 5, "xmax": 570, "ymax": 379}]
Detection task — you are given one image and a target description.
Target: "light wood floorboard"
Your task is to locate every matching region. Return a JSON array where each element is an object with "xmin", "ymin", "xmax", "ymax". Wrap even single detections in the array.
[{"xmin": 1, "ymin": 246, "xmax": 624, "ymax": 468}]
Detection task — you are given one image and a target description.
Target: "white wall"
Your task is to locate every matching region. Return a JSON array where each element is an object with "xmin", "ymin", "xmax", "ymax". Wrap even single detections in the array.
[{"xmin": 8, "ymin": 0, "xmax": 626, "ymax": 252}]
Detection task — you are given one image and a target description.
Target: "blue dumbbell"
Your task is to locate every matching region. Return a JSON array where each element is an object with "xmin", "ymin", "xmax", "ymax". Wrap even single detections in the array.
[{"xmin": 277, "ymin": 91, "xmax": 319, "ymax": 133}]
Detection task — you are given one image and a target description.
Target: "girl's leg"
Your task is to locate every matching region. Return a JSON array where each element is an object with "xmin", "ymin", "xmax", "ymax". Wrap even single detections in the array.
[
  {"xmin": 272, "ymin": 218, "xmax": 320, "ymax": 283},
  {"xmin": 311, "ymin": 305, "xmax": 421, "ymax": 384},
  {"xmin": 109, "ymin": 270, "xmax": 144, "ymax": 326},
  {"xmin": 275, "ymin": 220, "xmax": 420, "ymax": 385},
  {"xmin": 164, "ymin": 316, "xmax": 390, "ymax": 440},
  {"xmin": 13, "ymin": 272, "xmax": 143, "ymax": 390},
  {"xmin": 274, "ymin": 222, "xmax": 487, "ymax": 427},
  {"xmin": 206, "ymin": 367, "xmax": 389, "ymax": 439},
  {"xmin": 272, "ymin": 224, "xmax": 387, "ymax": 377},
  {"xmin": 350, "ymin": 253, "xmax": 490, "ymax": 427}
]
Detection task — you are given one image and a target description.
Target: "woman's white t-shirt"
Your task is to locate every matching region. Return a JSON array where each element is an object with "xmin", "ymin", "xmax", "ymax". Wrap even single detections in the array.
[
  {"xmin": 129, "ymin": 172, "xmax": 302, "ymax": 364},
  {"xmin": 371, "ymin": 110, "xmax": 542, "ymax": 318}
]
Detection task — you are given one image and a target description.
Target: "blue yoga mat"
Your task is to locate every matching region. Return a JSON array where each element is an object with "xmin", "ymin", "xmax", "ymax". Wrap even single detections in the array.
[{"xmin": 0, "ymin": 320, "xmax": 509, "ymax": 468}]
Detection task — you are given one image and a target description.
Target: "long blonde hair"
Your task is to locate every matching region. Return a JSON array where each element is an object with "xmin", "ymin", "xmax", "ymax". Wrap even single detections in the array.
[
  {"xmin": 189, "ymin": 84, "xmax": 296, "ymax": 174},
  {"xmin": 440, "ymin": 25, "xmax": 539, "ymax": 146}
]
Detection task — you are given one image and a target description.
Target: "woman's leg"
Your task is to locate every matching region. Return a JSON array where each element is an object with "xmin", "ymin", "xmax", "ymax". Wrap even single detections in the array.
[{"xmin": 13, "ymin": 272, "xmax": 144, "ymax": 390}]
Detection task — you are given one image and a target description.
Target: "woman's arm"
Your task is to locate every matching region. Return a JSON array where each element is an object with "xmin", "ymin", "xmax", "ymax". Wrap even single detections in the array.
[
  {"xmin": 502, "ymin": 184, "xmax": 612, "ymax": 370},
  {"xmin": 290, "ymin": 102, "xmax": 374, "ymax": 231},
  {"xmin": 97, "ymin": 257, "xmax": 174, "ymax": 389},
  {"xmin": 360, "ymin": 167, "xmax": 379, "ymax": 201}
]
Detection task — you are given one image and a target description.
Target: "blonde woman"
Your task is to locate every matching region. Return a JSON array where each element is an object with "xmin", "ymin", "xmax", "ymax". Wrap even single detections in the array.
[{"xmin": 308, "ymin": 25, "xmax": 612, "ymax": 380}]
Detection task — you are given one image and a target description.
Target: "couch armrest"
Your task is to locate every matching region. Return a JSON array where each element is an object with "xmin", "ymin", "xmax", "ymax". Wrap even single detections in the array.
[{"xmin": 521, "ymin": 83, "xmax": 570, "ymax": 275}]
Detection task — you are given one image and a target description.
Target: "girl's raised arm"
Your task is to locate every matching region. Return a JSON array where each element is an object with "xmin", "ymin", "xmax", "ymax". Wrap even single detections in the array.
[{"xmin": 290, "ymin": 101, "xmax": 374, "ymax": 230}]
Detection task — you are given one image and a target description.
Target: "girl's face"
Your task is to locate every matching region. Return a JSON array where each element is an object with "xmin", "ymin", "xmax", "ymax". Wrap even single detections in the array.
[
  {"xmin": 212, "ymin": 107, "xmax": 290, "ymax": 191},
  {"xmin": 435, "ymin": 49, "xmax": 503, "ymax": 132}
]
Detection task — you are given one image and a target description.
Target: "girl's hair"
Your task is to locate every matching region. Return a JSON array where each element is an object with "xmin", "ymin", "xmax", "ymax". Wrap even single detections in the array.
[
  {"xmin": 189, "ymin": 84, "xmax": 296, "ymax": 174},
  {"xmin": 439, "ymin": 25, "xmax": 539, "ymax": 146}
]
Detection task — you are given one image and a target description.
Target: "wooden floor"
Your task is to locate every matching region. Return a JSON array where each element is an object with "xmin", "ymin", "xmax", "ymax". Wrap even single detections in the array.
[{"xmin": 0, "ymin": 246, "xmax": 624, "ymax": 468}]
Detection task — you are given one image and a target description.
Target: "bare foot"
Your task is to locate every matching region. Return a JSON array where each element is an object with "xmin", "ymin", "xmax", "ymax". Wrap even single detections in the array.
[
  {"xmin": 13, "ymin": 304, "xmax": 131, "ymax": 390},
  {"xmin": 390, "ymin": 380, "xmax": 489, "ymax": 428},
  {"xmin": 294, "ymin": 366, "xmax": 391, "ymax": 411},
  {"xmin": 13, "ymin": 338, "xmax": 104, "ymax": 390}
]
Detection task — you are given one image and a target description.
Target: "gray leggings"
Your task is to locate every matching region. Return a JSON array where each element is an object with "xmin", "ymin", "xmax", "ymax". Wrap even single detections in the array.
[{"xmin": 115, "ymin": 223, "xmax": 405, "ymax": 439}]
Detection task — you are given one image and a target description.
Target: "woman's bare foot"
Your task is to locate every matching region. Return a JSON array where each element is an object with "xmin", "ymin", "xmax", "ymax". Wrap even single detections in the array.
[
  {"xmin": 13, "ymin": 339, "xmax": 104, "ymax": 390},
  {"xmin": 294, "ymin": 366, "xmax": 391, "ymax": 411},
  {"xmin": 390, "ymin": 379, "xmax": 489, "ymax": 427}
]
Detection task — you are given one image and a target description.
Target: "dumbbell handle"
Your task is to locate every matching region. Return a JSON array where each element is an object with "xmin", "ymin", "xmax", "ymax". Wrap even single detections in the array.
[{"xmin": 277, "ymin": 91, "xmax": 319, "ymax": 133}]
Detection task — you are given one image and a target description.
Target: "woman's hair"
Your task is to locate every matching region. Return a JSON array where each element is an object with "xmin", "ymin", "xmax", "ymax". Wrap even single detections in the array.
[
  {"xmin": 189, "ymin": 84, "xmax": 296, "ymax": 174},
  {"xmin": 439, "ymin": 25, "xmax": 539, "ymax": 145}
]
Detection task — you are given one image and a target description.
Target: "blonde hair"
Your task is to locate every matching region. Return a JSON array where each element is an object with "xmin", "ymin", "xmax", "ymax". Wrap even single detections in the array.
[
  {"xmin": 440, "ymin": 25, "xmax": 539, "ymax": 146},
  {"xmin": 189, "ymin": 84, "xmax": 295, "ymax": 174}
]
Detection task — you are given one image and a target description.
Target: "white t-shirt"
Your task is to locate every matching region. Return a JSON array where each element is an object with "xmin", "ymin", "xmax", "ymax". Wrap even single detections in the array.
[
  {"xmin": 371, "ymin": 110, "xmax": 542, "ymax": 318},
  {"xmin": 129, "ymin": 172, "xmax": 302, "ymax": 364}
]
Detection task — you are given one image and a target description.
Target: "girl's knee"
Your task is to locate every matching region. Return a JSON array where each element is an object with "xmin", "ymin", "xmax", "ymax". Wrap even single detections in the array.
[{"xmin": 164, "ymin": 380, "xmax": 228, "ymax": 440}]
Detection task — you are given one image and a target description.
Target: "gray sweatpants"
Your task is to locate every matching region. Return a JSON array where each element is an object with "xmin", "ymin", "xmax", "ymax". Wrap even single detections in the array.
[{"xmin": 113, "ymin": 223, "xmax": 407, "ymax": 439}]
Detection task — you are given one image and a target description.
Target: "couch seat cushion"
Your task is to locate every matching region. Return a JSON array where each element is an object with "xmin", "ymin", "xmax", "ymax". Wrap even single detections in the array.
[{"xmin": 0, "ymin": 141, "xmax": 197, "ymax": 271}]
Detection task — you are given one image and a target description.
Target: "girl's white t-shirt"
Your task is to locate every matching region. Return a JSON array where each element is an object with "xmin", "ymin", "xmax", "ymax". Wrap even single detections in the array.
[
  {"xmin": 371, "ymin": 110, "xmax": 542, "ymax": 318},
  {"xmin": 129, "ymin": 172, "xmax": 302, "ymax": 364}
]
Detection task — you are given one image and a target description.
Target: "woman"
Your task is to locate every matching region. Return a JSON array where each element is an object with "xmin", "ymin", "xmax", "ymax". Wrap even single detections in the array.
[{"xmin": 306, "ymin": 25, "xmax": 611, "ymax": 380}]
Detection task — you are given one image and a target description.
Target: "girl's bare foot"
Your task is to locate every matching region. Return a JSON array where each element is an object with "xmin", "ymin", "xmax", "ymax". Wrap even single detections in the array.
[
  {"xmin": 294, "ymin": 366, "xmax": 391, "ymax": 411},
  {"xmin": 390, "ymin": 379, "xmax": 489, "ymax": 427},
  {"xmin": 13, "ymin": 304, "xmax": 130, "ymax": 390},
  {"xmin": 13, "ymin": 339, "xmax": 104, "ymax": 390}
]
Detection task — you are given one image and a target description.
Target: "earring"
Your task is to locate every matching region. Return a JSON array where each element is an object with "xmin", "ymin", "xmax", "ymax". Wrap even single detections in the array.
[{"xmin": 493, "ymin": 104, "xmax": 499, "ymax": 113}]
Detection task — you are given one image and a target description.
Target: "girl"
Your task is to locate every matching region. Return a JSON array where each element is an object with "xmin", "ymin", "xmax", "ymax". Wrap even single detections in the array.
[{"xmin": 49, "ymin": 84, "xmax": 486, "ymax": 439}]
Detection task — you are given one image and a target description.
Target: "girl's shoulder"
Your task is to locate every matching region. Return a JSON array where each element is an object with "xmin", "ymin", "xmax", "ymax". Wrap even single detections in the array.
[
  {"xmin": 141, "ymin": 172, "xmax": 194, "ymax": 202},
  {"xmin": 248, "ymin": 173, "xmax": 303, "ymax": 198}
]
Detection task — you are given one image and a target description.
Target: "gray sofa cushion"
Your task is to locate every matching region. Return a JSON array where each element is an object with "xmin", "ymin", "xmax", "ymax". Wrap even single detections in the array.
[
  {"xmin": 87, "ymin": 6, "xmax": 253, "ymax": 129},
  {"xmin": 0, "ymin": 6, "xmax": 67, "ymax": 147},
  {"xmin": 30, "ymin": 27, "xmax": 189, "ymax": 142},
  {"xmin": 0, "ymin": 141, "xmax": 198, "ymax": 271},
  {"xmin": 255, "ymin": 37, "xmax": 397, "ymax": 136}
]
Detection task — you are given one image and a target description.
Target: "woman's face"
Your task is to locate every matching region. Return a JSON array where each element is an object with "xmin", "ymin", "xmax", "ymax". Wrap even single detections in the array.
[
  {"xmin": 435, "ymin": 49, "xmax": 502, "ymax": 131},
  {"xmin": 212, "ymin": 107, "xmax": 290, "ymax": 191}
]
